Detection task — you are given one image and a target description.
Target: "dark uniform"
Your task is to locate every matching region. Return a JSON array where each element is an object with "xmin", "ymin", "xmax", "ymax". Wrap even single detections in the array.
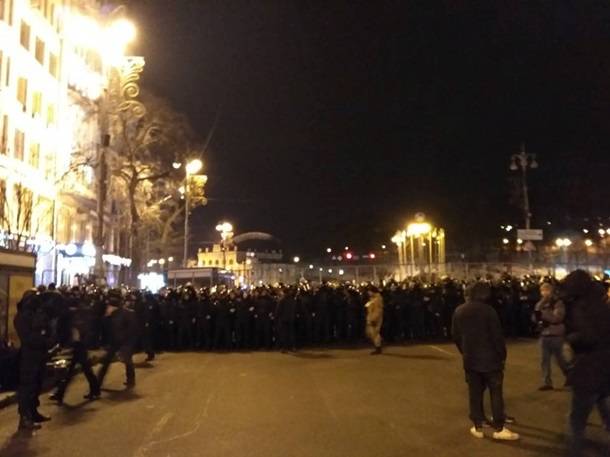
[
  {"xmin": 50, "ymin": 293, "xmax": 100, "ymax": 403},
  {"xmin": 97, "ymin": 291, "xmax": 139, "ymax": 389},
  {"xmin": 14, "ymin": 290, "xmax": 53, "ymax": 430}
]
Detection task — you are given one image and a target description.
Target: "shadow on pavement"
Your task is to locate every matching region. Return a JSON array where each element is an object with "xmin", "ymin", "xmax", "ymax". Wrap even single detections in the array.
[
  {"xmin": 100, "ymin": 388, "xmax": 142, "ymax": 403},
  {"xmin": 134, "ymin": 361, "xmax": 155, "ymax": 369},
  {"xmin": 0, "ymin": 430, "xmax": 48, "ymax": 456},
  {"xmin": 495, "ymin": 439, "xmax": 564, "ymax": 456},
  {"xmin": 289, "ymin": 352, "xmax": 334, "ymax": 360},
  {"xmin": 52, "ymin": 401, "xmax": 98, "ymax": 427},
  {"xmin": 382, "ymin": 353, "xmax": 449, "ymax": 360}
]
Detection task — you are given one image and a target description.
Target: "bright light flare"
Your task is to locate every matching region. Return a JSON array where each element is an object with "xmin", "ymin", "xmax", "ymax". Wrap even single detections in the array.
[
  {"xmin": 186, "ymin": 159, "xmax": 203, "ymax": 175},
  {"xmin": 406, "ymin": 222, "xmax": 431, "ymax": 237}
]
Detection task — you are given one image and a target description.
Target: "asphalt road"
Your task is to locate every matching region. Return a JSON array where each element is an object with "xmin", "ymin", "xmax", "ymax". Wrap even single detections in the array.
[{"xmin": 0, "ymin": 341, "xmax": 607, "ymax": 457}]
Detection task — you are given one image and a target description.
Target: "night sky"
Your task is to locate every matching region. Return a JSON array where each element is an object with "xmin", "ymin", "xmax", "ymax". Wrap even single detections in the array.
[{"xmin": 126, "ymin": 0, "xmax": 610, "ymax": 259}]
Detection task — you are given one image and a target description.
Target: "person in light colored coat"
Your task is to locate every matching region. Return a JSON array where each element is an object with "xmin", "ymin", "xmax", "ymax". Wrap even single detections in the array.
[{"xmin": 365, "ymin": 288, "xmax": 384, "ymax": 355}]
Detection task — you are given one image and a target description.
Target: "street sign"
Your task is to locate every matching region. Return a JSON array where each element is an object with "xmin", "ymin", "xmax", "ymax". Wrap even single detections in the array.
[{"xmin": 517, "ymin": 229, "xmax": 543, "ymax": 241}]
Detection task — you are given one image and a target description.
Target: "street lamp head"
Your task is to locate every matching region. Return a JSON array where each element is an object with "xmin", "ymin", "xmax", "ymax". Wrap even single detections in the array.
[
  {"xmin": 293, "ymin": 256, "xmax": 300, "ymax": 263},
  {"xmin": 509, "ymin": 159, "xmax": 518, "ymax": 171},
  {"xmin": 406, "ymin": 222, "xmax": 431, "ymax": 237},
  {"xmin": 186, "ymin": 159, "xmax": 203, "ymax": 175},
  {"xmin": 109, "ymin": 18, "xmax": 137, "ymax": 44},
  {"xmin": 530, "ymin": 157, "xmax": 539, "ymax": 169},
  {"xmin": 172, "ymin": 162, "xmax": 182, "ymax": 169}
]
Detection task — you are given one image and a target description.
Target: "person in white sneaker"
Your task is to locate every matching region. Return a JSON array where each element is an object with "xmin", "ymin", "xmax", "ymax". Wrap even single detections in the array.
[{"xmin": 452, "ymin": 282, "xmax": 519, "ymax": 441}]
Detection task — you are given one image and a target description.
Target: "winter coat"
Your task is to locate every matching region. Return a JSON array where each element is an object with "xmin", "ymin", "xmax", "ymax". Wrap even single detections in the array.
[
  {"xmin": 365, "ymin": 293, "xmax": 384, "ymax": 325},
  {"xmin": 452, "ymin": 300, "xmax": 507, "ymax": 373}
]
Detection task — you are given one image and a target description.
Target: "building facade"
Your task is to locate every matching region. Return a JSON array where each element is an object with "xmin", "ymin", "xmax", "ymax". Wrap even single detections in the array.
[{"xmin": 0, "ymin": 0, "xmax": 131, "ymax": 285}]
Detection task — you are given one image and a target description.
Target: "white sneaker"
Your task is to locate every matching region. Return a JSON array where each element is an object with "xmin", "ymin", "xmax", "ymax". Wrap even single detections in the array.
[
  {"xmin": 492, "ymin": 427, "xmax": 520, "ymax": 441},
  {"xmin": 470, "ymin": 427, "xmax": 484, "ymax": 439}
]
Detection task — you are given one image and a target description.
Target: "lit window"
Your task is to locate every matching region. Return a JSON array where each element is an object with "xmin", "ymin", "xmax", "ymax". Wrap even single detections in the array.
[
  {"xmin": 0, "ymin": 114, "xmax": 7, "ymax": 154},
  {"xmin": 20, "ymin": 21, "xmax": 30, "ymax": 50},
  {"xmin": 49, "ymin": 53, "xmax": 58, "ymax": 78},
  {"xmin": 35, "ymin": 38, "xmax": 45, "ymax": 65},
  {"xmin": 16, "ymin": 77, "xmax": 27, "ymax": 107},
  {"xmin": 44, "ymin": 153, "xmax": 54, "ymax": 180},
  {"xmin": 29, "ymin": 143, "xmax": 40, "ymax": 168},
  {"xmin": 13, "ymin": 130, "xmax": 24, "ymax": 161},
  {"xmin": 46, "ymin": 104, "xmax": 55, "ymax": 126},
  {"xmin": 32, "ymin": 92, "xmax": 42, "ymax": 116}
]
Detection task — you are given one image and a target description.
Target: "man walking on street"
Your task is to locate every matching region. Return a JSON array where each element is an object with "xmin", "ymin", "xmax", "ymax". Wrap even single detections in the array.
[
  {"xmin": 533, "ymin": 282, "xmax": 570, "ymax": 391},
  {"xmin": 452, "ymin": 282, "xmax": 519, "ymax": 441},
  {"xmin": 365, "ymin": 287, "xmax": 384, "ymax": 355},
  {"xmin": 97, "ymin": 289, "xmax": 139, "ymax": 390},
  {"xmin": 562, "ymin": 271, "xmax": 610, "ymax": 457}
]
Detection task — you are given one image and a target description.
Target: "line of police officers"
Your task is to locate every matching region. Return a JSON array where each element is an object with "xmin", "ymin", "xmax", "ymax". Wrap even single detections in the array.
[{"xmin": 11, "ymin": 275, "xmax": 549, "ymax": 432}]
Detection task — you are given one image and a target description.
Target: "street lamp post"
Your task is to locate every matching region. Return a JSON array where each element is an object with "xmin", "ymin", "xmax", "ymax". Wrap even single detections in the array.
[
  {"xmin": 510, "ymin": 143, "xmax": 538, "ymax": 269},
  {"xmin": 182, "ymin": 159, "xmax": 203, "ymax": 267},
  {"xmin": 94, "ymin": 24, "xmax": 145, "ymax": 285}
]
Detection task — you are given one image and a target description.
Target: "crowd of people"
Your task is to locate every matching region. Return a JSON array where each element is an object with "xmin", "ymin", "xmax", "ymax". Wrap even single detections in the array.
[
  {"xmin": 8, "ymin": 271, "xmax": 610, "ymax": 456},
  {"xmin": 16, "ymin": 275, "xmax": 565, "ymax": 357}
]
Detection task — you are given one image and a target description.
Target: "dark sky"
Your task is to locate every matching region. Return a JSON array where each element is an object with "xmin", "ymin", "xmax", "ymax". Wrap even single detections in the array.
[{"xmin": 126, "ymin": 0, "xmax": 610, "ymax": 259}]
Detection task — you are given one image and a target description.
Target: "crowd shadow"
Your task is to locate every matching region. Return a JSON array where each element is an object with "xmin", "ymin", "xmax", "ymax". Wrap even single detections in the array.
[
  {"xmin": 289, "ymin": 352, "xmax": 334, "ymax": 360},
  {"xmin": 52, "ymin": 401, "xmax": 98, "ymax": 427},
  {"xmin": 0, "ymin": 430, "xmax": 49, "ymax": 457},
  {"xmin": 100, "ymin": 387, "xmax": 142, "ymax": 403},
  {"xmin": 134, "ymin": 361, "xmax": 155, "ymax": 369},
  {"xmin": 382, "ymin": 353, "xmax": 449, "ymax": 361}
]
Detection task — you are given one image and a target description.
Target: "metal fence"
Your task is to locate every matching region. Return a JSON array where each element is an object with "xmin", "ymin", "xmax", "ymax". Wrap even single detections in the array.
[{"xmin": 249, "ymin": 261, "xmax": 609, "ymax": 285}]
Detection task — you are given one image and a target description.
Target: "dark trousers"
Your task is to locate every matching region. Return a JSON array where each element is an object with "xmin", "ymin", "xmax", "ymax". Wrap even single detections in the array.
[
  {"xmin": 141, "ymin": 326, "xmax": 155, "ymax": 359},
  {"xmin": 568, "ymin": 389, "xmax": 610, "ymax": 456},
  {"xmin": 55, "ymin": 343, "xmax": 99, "ymax": 399},
  {"xmin": 465, "ymin": 370, "xmax": 505, "ymax": 431},
  {"xmin": 17, "ymin": 351, "xmax": 46, "ymax": 419},
  {"xmin": 97, "ymin": 345, "xmax": 135, "ymax": 388},
  {"xmin": 277, "ymin": 320, "xmax": 296, "ymax": 350}
]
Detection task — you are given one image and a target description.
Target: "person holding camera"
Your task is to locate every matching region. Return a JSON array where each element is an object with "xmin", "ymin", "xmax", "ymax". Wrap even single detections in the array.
[{"xmin": 533, "ymin": 282, "xmax": 570, "ymax": 391}]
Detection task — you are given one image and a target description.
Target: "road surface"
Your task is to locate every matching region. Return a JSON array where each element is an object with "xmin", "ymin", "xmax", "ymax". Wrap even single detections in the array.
[{"xmin": 0, "ymin": 341, "xmax": 607, "ymax": 457}]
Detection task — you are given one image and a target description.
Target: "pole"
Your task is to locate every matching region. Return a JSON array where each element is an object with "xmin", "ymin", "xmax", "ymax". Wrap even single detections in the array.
[
  {"xmin": 520, "ymin": 145, "xmax": 533, "ymax": 271},
  {"xmin": 183, "ymin": 172, "xmax": 190, "ymax": 268},
  {"xmin": 410, "ymin": 235, "xmax": 415, "ymax": 275}
]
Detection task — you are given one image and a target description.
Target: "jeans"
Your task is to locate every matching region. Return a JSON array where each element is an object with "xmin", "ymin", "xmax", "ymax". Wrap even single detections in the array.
[
  {"xmin": 567, "ymin": 389, "xmax": 610, "ymax": 456},
  {"xmin": 540, "ymin": 336, "xmax": 569, "ymax": 387},
  {"xmin": 465, "ymin": 370, "xmax": 505, "ymax": 431}
]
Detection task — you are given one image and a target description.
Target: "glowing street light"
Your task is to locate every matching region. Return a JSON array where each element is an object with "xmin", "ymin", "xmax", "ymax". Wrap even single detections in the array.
[
  {"xmin": 502, "ymin": 238, "xmax": 510, "ymax": 245},
  {"xmin": 216, "ymin": 222, "xmax": 234, "ymax": 269},
  {"xmin": 326, "ymin": 248, "xmax": 332, "ymax": 253},
  {"xmin": 293, "ymin": 256, "xmax": 300, "ymax": 263},
  {"xmin": 186, "ymin": 159, "xmax": 203, "ymax": 175},
  {"xmin": 584, "ymin": 239, "xmax": 593, "ymax": 247},
  {"xmin": 406, "ymin": 222, "xmax": 432, "ymax": 237}
]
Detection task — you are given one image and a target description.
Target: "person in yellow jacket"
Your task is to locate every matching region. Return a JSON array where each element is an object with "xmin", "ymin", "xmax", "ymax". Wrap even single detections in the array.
[{"xmin": 365, "ymin": 287, "xmax": 384, "ymax": 355}]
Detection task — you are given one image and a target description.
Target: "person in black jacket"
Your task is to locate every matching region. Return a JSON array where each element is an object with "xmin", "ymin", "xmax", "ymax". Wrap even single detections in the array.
[
  {"xmin": 49, "ymin": 291, "xmax": 100, "ymax": 404},
  {"xmin": 14, "ymin": 290, "xmax": 53, "ymax": 431},
  {"xmin": 276, "ymin": 288, "xmax": 297, "ymax": 352},
  {"xmin": 452, "ymin": 282, "xmax": 519, "ymax": 441},
  {"xmin": 562, "ymin": 270, "xmax": 610, "ymax": 456},
  {"xmin": 97, "ymin": 289, "xmax": 139, "ymax": 390}
]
